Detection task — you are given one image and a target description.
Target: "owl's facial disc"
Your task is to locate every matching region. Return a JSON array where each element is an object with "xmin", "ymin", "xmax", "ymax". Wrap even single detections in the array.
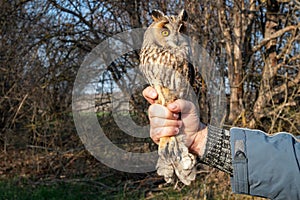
[
  {"xmin": 161, "ymin": 25, "xmax": 187, "ymax": 48},
  {"xmin": 144, "ymin": 11, "xmax": 189, "ymax": 49},
  {"xmin": 165, "ymin": 33, "xmax": 179, "ymax": 48}
]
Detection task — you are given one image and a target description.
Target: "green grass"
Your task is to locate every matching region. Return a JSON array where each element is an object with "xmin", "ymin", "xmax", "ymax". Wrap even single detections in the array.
[
  {"xmin": 0, "ymin": 180, "xmax": 125, "ymax": 200},
  {"xmin": 0, "ymin": 176, "xmax": 263, "ymax": 200},
  {"xmin": 0, "ymin": 177, "xmax": 227, "ymax": 200}
]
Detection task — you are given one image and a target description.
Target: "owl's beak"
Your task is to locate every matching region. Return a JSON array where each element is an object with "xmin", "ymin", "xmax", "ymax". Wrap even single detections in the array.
[{"xmin": 165, "ymin": 32, "xmax": 179, "ymax": 48}]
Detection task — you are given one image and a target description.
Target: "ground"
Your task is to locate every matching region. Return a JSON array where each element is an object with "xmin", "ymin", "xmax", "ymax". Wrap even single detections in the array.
[{"xmin": 0, "ymin": 147, "xmax": 265, "ymax": 200}]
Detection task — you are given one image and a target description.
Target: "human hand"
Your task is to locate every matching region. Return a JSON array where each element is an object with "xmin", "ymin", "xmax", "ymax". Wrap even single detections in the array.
[{"xmin": 143, "ymin": 86, "xmax": 208, "ymax": 156}]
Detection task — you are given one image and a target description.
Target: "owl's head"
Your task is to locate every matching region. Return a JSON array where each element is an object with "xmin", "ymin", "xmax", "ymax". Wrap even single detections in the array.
[{"xmin": 143, "ymin": 9, "xmax": 189, "ymax": 49}]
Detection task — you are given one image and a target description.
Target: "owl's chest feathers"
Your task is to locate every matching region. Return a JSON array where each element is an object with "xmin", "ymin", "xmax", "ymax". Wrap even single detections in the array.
[
  {"xmin": 140, "ymin": 47, "xmax": 186, "ymax": 67},
  {"xmin": 139, "ymin": 47, "xmax": 192, "ymax": 105},
  {"xmin": 140, "ymin": 47, "xmax": 189, "ymax": 78}
]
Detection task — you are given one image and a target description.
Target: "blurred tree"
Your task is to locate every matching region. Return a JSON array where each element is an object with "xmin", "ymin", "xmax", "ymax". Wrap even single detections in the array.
[
  {"xmin": 185, "ymin": 0, "xmax": 299, "ymax": 133},
  {"xmin": 0, "ymin": 0, "xmax": 299, "ymax": 156},
  {"xmin": 250, "ymin": 0, "xmax": 300, "ymax": 133}
]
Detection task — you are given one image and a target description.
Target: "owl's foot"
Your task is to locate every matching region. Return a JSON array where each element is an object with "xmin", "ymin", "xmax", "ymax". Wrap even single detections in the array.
[
  {"xmin": 158, "ymin": 136, "xmax": 171, "ymax": 151},
  {"xmin": 153, "ymin": 85, "xmax": 177, "ymax": 106},
  {"xmin": 156, "ymin": 134, "xmax": 197, "ymax": 185}
]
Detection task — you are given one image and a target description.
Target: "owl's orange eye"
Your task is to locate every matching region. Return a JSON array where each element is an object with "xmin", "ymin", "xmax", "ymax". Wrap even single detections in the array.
[{"xmin": 161, "ymin": 30, "xmax": 169, "ymax": 37}]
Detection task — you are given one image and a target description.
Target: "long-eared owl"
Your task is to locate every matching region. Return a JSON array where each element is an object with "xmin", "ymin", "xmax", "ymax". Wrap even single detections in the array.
[{"xmin": 139, "ymin": 9, "xmax": 204, "ymax": 185}]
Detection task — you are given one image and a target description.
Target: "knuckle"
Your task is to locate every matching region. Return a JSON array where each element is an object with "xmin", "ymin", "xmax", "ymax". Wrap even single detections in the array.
[{"xmin": 148, "ymin": 105, "xmax": 156, "ymax": 118}]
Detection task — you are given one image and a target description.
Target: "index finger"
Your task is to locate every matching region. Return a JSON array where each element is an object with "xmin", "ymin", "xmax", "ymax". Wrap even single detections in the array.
[{"xmin": 142, "ymin": 86, "xmax": 158, "ymax": 104}]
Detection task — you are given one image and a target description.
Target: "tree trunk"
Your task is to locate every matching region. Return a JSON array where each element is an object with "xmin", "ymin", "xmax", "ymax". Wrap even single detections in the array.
[
  {"xmin": 250, "ymin": 0, "xmax": 279, "ymax": 128},
  {"xmin": 229, "ymin": 4, "xmax": 244, "ymax": 123},
  {"xmin": 218, "ymin": 0, "xmax": 254, "ymax": 124}
]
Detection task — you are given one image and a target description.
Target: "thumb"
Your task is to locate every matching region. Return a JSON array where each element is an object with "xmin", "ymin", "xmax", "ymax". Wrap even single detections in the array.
[
  {"xmin": 167, "ymin": 99, "xmax": 197, "ymax": 115},
  {"xmin": 168, "ymin": 99, "xmax": 200, "ymax": 135}
]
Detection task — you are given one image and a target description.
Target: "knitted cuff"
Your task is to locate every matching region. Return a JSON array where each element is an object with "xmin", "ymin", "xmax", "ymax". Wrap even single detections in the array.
[{"xmin": 200, "ymin": 125, "xmax": 233, "ymax": 175}]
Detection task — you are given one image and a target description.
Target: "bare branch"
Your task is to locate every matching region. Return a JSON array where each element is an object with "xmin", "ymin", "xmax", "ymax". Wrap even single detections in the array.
[{"xmin": 252, "ymin": 24, "xmax": 300, "ymax": 52}]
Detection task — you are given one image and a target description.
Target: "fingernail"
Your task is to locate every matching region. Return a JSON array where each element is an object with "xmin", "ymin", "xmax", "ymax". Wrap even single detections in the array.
[
  {"xmin": 168, "ymin": 103, "xmax": 177, "ymax": 110},
  {"xmin": 173, "ymin": 113, "xmax": 179, "ymax": 119},
  {"xmin": 175, "ymin": 128, "xmax": 180, "ymax": 134},
  {"xmin": 150, "ymin": 90, "xmax": 157, "ymax": 98}
]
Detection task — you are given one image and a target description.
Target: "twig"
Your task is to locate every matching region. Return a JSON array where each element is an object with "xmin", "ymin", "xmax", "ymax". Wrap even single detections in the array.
[
  {"xmin": 11, "ymin": 93, "xmax": 29, "ymax": 127},
  {"xmin": 252, "ymin": 24, "xmax": 300, "ymax": 52}
]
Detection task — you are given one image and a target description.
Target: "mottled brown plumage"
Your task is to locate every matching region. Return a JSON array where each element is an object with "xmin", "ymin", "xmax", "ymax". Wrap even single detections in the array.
[{"xmin": 139, "ymin": 9, "xmax": 203, "ymax": 185}]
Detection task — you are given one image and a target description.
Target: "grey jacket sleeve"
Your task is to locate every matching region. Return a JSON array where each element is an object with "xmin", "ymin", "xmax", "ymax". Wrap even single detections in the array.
[{"xmin": 230, "ymin": 128, "xmax": 300, "ymax": 200}]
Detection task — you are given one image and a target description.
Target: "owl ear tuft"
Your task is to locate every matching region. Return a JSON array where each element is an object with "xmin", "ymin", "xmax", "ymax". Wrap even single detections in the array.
[
  {"xmin": 151, "ymin": 10, "xmax": 165, "ymax": 22},
  {"xmin": 178, "ymin": 9, "xmax": 188, "ymax": 22}
]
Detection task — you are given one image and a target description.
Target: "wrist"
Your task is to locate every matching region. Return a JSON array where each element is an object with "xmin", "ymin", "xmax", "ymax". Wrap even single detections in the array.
[
  {"xmin": 189, "ymin": 123, "xmax": 208, "ymax": 157},
  {"xmin": 200, "ymin": 125, "xmax": 233, "ymax": 175}
]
